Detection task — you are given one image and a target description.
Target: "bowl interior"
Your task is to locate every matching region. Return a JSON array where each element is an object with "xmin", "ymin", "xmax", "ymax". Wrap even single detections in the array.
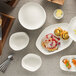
[
  {"xmin": 9, "ymin": 32, "xmax": 29, "ymax": 51},
  {"xmin": 18, "ymin": 2, "xmax": 46, "ymax": 30},
  {"xmin": 22, "ymin": 54, "xmax": 42, "ymax": 72}
]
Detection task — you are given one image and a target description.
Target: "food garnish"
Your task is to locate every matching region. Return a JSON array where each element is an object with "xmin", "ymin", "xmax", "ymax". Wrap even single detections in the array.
[
  {"xmin": 63, "ymin": 59, "xmax": 71, "ymax": 69},
  {"xmin": 41, "ymin": 33, "xmax": 60, "ymax": 52},
  {"xmin": 56, "ymin": 9, "xmax": 63, "ymax": 18},
  {"xmin": 72, "ymin": 58, "xmax": 76, "ymax": 66}
]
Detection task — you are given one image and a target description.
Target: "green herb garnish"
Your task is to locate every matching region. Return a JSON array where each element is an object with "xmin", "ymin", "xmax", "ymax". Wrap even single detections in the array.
[{"xmin": 66, "ymin": 62, "xmax": 69, "ymax": 67}]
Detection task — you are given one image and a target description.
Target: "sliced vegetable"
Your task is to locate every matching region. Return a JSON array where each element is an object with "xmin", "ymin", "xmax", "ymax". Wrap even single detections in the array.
[{"xmin": 63, "ymin": 59, "xmax": 71, "ymax": 69}]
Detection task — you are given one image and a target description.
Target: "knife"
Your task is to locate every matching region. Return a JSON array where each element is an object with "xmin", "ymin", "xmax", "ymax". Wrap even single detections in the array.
[{"xmin": 0, "ymin": 14, "xmax": 2, "ymax": 40}]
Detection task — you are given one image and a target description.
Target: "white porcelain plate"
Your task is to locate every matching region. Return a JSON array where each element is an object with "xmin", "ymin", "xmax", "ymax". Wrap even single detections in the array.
[
  {"xmin": 68, "ymin": 17, "xmax": 76, "ymax": 42},
  {"xmin": 9, "ymin": 32, "xmax": 29, "ymax": 51},
  {"xmin": 21, "ymin": 53, "xmax": 42, "ymax": 72},
  {"xmin": 60, "ymin": 55, "xmax": 76, "ymax": 72},
  {"xmin": 18, "ymin": 2, "xmax": 46, "ymax": 30},
  {"xmin": 36, "ymin": 23, "xmax": 73, "ymax": 55}
]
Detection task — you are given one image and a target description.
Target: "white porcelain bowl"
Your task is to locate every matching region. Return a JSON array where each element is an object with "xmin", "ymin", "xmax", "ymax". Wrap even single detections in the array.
[
  {"xmin": 53, "ymin": 9, "xmax": 64, "ymax": 19},
  {"xmin": 9, "ymin": 32, "xmax": 29, "ymax": 51},
  {"xmin": 21, "ymin": 53, "xmax": 42, "ymax": 72},
  {"xmin": 18, "ymin": 2, "xmax": 46, "ymax": 30}
]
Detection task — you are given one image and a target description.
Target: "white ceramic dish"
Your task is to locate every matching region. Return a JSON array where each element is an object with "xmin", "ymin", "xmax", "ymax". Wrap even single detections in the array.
[
  {"xmin": 18, "ymin": 2, "xmax": 46, "ymax": 30},
  {"xmin": 36, "ymin": 23, "xmax": 73, "ymax": 55},
  {"xmin": 60, "ymin": 55, "xmax": 76, "ymax": 72},
  {"xmin": 68, "ymin": 17, "xmax": 76, "ymax": 42},
  {"xmin": 53, "ymin": 9, "xmax": 64, "ymax": 19},
  {"xmin": 9, "ymin": 32, "xmax": 29, "ymax": 51},
  {"xmin": 21, "ymin": 53, "xmax": 42, "ymax": 72}
]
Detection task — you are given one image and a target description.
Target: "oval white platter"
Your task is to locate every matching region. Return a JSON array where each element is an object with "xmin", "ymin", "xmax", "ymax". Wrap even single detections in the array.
[
  {"xmin": 36, "ymin": 23, "xmax": 73, "ymax": 55},
  {"xmin": 68, "ymin": 17, "xmax": 76, "ymax": 42},
  {"xmin": 60, "ymin": 55, "xmax": 76, "ymax": 72}
]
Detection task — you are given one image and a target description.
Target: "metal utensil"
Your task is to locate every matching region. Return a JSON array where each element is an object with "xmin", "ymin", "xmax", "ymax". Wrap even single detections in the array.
[
  {"xmin": 0, "ymin": 54, "xmax": 13, "ymax": 73},
  {"xmin": 0, "ymin": 14, "xmax": 2, "ymax": 40}
]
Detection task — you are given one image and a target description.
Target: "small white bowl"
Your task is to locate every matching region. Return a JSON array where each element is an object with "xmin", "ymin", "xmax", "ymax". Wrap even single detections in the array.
[
  {"xmin": 21, "ymin": 53, "xmax": 42, "ymax": 72},
  {"xmin": 53, "ymin": 9, "xmax": 64, "ymax": 19},
  {"xmin": 9, "ymin": 32, "xmax": 29, "ymax": 51},
  {"xmin": 18, "ymin": 2, "xmax": 46, "ymax": 30}
]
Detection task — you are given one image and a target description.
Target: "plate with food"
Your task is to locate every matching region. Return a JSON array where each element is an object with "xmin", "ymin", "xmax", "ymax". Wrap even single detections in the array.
[
  {"xmin": 68, "ymin": 17, "xmax": 76, "ymax": 42},
  {"xmin": 60, "ymin": 55, "xmax": 76, "ymax": 72},
  {"xmin": 36, "ymin": 23, "xmax": 73, "ymax": 55}
]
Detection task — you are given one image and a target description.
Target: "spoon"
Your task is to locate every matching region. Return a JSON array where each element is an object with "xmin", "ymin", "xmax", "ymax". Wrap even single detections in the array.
[{"xmin": 0, "ymin": 54, "xmax": 13, "ymax": 73}]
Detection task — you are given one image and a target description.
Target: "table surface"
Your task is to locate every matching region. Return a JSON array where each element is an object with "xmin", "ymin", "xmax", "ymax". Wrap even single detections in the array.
[{"xmin": 0, "ymin": 0, "xmax": 76, "ymax": 76}]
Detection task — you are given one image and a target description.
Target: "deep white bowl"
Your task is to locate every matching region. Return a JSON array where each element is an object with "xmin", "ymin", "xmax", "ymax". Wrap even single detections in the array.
[
  {"xmin": 9, "ymin": 32, "xmax": 29, "ymax": 51},
  {"xmin": 21, "ymin": 53, "xmax": 42, "ymax": 72},
  {"xmin": 18, "ymin": 2, "xmax": 46, "ymax": 30}
]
